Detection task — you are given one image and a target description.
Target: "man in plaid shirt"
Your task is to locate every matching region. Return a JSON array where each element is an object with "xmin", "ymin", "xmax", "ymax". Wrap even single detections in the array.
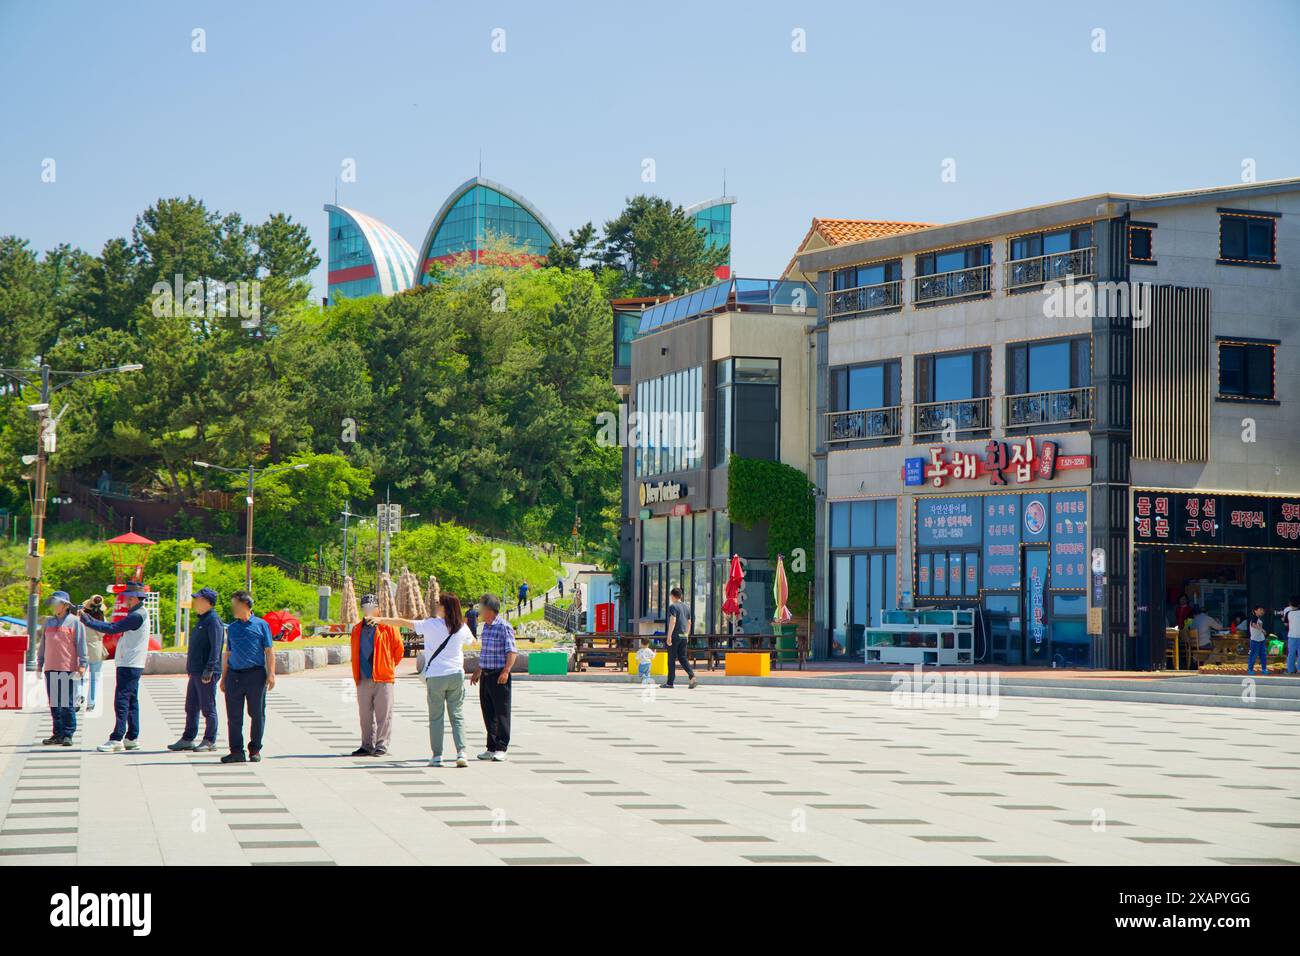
[{"xmin": 470, "ymin": 593, "xmax": 517, "ymax": 761}]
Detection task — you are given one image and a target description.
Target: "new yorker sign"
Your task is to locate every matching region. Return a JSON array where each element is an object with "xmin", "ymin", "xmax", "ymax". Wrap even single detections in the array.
[
  {"xmin": 903, "ymin": 438, "xmax": 1091, "ymax": 489},
  {"xmin": 639, "ymin": 480, "xmax": 684, "ymax": 506}
]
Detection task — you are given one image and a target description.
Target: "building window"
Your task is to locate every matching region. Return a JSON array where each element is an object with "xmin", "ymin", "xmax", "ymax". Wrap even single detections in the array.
[
  {"xmin": 1218, "ymin": 212, "xmax": 1277, "ymax": 265},
  {"xmin": 828, "ymin": 260, "xmax": 903, "ymax": 317},
  {"xmin": 913, "ymin": 245, "xmax": 992, "ymax": 305},
  {"xmin": 635, "ymin": 366, "xmax": 703, "ymax": 478},
  {"xmin": 916, "ymin": 549, "xmax": 980, "ymax": 599},
  {"xmin": 1217, "ymin": 339, "xmax": 1277, "ymax": 402},
  {"xmin": 1005, "ymin": 337, "xmax": 1093, "ymax": 429},
  {"xmin": 714, "ymin": 357, "xmax": 780, "ymax": 465},
  {"xmin": 913, "ymin": 349, "xmax": 991, "ymax": 439},
  {"xmin": 1005, "ymin": 225, "xmax": 1094, "ymax": 292},
  {"xmin": 828, "ymin": 360, "xmax": 902, "ymax": 443},
  {"xmin": 828, "ymin": 499, "xmax": 897, "ymax": 658},
  {"xmin": 1128, "ymin": 224, "xmax": 1155, "ymax": 264}
]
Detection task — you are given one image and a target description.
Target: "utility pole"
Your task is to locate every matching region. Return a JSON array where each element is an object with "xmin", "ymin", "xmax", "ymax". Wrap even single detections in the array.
[
  {"xmin": 1, "ymin": 361, "xmax": 142, "ymax": 671},
  {"xmin": 195, "ymin": 459, "xmax": 310, "ymax": 594},
  {"xmin": 340, "ymin": 501, "xmax": 362, "ymax": 577}
]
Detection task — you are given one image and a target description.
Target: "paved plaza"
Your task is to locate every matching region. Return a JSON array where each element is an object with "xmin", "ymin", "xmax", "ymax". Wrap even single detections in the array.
[{"xmin": 1, "ymin": 665, "xmax": 1297, "ymax": 866}]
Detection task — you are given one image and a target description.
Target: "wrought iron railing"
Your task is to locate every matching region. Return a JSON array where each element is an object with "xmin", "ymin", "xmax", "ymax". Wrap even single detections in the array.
[
  {"xmin": 912, "ymin": 263, "xmax": 993, "ymax": 304},
  {"xmin": 1003, "ymin": 386, "xmax": 1094, "ymax": 428},
  {"xmin": 826, "ymin": 279, "xmax": 903, "ymax": 319},
  {"xmin": 912, "ymin": 396, "xmax": 992, "ymax": 438},
  {"xmin": 1004, "ymin": 246, "xmax": 1095, "ymax": 291},
  {"xmin": 826, "ymin": 406, "xmax": 903, "ymax": 443}
]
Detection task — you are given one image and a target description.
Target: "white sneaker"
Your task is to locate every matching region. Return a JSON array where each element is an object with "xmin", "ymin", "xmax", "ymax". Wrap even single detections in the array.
[
  {"xmin": 97, "ymin": 740, "xmax": 123, "ymax": 753},
  {"xmin": 455, "ymin": 752, "xmax": 469, "ymax": 768},
  {"xmin": 476, "ymin": 751, "xmax": 494, "ymax": 761},
  {"xmin": 123, "ymin": 740, "xmax": 140, "ymax": 751},
  {"xmin": 491, "ymin": 751, "xmax": 507, "ymax": 762},
  {"xmin": 429, "ymin": 756, "xmax": 444, "ymax": 767}
]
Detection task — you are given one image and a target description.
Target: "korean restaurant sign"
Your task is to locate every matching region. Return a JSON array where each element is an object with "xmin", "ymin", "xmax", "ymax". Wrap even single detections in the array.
[
  {"xmin": 903, "ymin": 438, "xmax": 1091, "ymax": 489},
  {"xmin": 1132, "ymin": 491, "xmax": 1300, "ymax": 550}
]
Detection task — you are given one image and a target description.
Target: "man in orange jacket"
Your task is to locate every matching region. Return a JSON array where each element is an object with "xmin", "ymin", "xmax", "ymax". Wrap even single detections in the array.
[{"xmin": 351, "ymin": 593, "xmax": 405, "ymax": 756}]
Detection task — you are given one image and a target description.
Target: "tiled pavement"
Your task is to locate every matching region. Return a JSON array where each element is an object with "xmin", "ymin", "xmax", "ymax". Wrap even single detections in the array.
[{"xmin": 1, "ymin": 665, "xmax": 1298, "ymax": 865}]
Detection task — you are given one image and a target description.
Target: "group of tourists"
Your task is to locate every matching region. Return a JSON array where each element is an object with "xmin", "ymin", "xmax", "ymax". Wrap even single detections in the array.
[{"xmin": 35, "ymin": 583, "xmax": 519, "ymax": 766}]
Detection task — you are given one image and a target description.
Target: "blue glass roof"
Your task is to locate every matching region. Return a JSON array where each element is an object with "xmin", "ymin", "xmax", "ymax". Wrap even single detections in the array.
[{"xmin": 635, "ymin": 278, "xmax": 817, "ymax": 335}]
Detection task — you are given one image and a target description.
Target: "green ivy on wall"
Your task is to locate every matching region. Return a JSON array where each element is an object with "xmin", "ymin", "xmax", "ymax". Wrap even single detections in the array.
[{"xmin": 726, "ymin": 455, "xmax": 815, "ymax": 616}]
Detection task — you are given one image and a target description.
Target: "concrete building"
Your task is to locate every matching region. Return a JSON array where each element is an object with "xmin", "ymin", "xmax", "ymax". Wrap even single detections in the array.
[
  {"xmin": 617, "ymin": 276, "xmax": 817, "ymax": 635},
  {"xmin": 796, "ymin": 178, "xmax": 1300, "ymax": 668}
]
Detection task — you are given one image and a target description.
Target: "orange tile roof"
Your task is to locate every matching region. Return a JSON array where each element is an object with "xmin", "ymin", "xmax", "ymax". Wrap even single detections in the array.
[
  {"xmin": 783, "ymin": 218, "xmax": 936, "ymax": 279},
  {"xmin": 813, "ymin": 218, "xmax": 936, "ymax": 244}
]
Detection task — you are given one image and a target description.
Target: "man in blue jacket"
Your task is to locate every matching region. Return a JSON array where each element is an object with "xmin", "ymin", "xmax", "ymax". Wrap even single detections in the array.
[{"xmin": 168, "ymin": 587, "xmax": 224, "ymax": 753}]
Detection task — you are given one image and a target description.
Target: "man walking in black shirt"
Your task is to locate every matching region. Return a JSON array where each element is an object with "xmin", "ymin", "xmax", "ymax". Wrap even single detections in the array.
[{"xmin": 662, "ymin": 587, "xmax": 698, "ymax": 689}]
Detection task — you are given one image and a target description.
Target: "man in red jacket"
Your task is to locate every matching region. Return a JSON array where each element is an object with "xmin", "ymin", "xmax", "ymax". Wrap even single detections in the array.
[{"xmin": 350, "ymin": 594, "xmax": 404, "ymax": 756}]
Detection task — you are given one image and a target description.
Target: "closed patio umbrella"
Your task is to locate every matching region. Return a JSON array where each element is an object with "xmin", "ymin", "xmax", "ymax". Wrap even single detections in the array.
[
  {"xmin": 721, "ymin": 554, "xmax": 744, "ymax": 631},
  {"xmin": 773, "ymin": 553, "xmax": 793, "ymax": 623}
]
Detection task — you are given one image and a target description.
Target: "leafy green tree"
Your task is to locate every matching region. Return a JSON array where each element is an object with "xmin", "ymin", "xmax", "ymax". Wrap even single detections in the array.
[
  {"xmin": 598, "ymin": 195, "xmax": 728, "ymax": 297},
  {"xmin": 239, "ymin": 452, "xmax": 373, "ymax": 562}
]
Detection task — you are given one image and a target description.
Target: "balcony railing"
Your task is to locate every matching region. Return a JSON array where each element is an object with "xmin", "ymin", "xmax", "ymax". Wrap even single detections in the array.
[
  {"xmin": 1003, "ymin": 386, "xmax": 1094, "ymax": 429},
  {"xmin": 912, "ymin": 263, "xmax": 993, "ymax": 305},
  {"xmin": 913, "ymin": 396, "xmax": 992, "ymax": 438},
  {"xmin": 826, "ymin": 406, "xmax": 903, "ymax": 444},
  {"xmin": 826, "ymin": 279, "xmax": 903, "ymax": 319},
  {"xmin": 1004, "ymin": 246, "xmax": 1095, "ymax": 291}
]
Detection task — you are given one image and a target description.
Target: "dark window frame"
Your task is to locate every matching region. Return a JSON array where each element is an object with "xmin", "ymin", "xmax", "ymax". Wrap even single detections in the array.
[
  {"xmin": 1128, "ymin": 222, "xmax": 1156, "ymax": 264},
  {"xmin": 1218, "ymin": 212, "xmax": 1278, "ymax": 267},
  {"xmin": 1216, "ymin": 338, "xmax": 1278, "ymax": 403}
]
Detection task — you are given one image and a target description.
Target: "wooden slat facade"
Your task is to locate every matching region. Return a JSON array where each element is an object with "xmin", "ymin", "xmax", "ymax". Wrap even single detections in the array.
[{"xmin": 1131, "ymin": 285, "xmax": 1211, "ymax": 462}]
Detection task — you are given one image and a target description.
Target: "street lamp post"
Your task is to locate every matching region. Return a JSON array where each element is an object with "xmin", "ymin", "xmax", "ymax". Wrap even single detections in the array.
[
  {"xmin": 0, "ymin": 361, "xmax": 142, "ymax": 670},
  {"xmin": 339, "ymin": 501, "xmax": 363, "ymax": 577},
  {"xmin": 194, "ymin": 459, "xmax": 309, "ymax": 592}
]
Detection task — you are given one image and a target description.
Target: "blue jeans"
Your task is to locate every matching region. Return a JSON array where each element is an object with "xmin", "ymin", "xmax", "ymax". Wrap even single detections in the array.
[
  {"xmin": 637, "ymin": 662, "xmax": 651, "ymax": 682},
  {"xmin": 1286, "ymin": 637, "xmax": 1300, "ymax": 674},
  {"xmin": 46, "ymin": 671, "xmax": 77, "ymax": 738},
  {"xmin": 1247, "ymin": 641, "xmax": 1268, "ymax": 674},
  {"xmin": 86, "ymin": 660, "xmax": 103, "ymax": 710},
  {"xmin": 111, "ymin": 665, "xmax": 143, "ymax": 741}
]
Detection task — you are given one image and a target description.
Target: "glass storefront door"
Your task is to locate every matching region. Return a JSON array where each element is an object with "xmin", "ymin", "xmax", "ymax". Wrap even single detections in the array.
[
  {"xmin": 829, "ymin": 550, "xmax": 897, "ymax": 658},
  {"xmin": 1023, "ymin": 546, "xmax": 1050, "ymax": 664}
]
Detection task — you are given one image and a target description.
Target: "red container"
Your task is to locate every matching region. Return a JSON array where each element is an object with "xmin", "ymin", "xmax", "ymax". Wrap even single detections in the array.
[{"xmin": 0, "ymin": 635, "xmax": 30, "ymax": 710}]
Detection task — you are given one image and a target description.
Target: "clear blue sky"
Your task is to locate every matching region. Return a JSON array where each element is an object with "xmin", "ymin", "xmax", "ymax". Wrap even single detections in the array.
[{"xmin": 2, "ymin": 0, "xmax": 1297, "ymax": 297}]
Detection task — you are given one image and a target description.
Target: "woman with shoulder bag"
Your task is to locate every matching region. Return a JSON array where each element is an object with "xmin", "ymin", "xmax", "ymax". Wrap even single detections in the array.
[{"xmin": 378, "ymin": 587, "xmax": 476, "ymax": 768}]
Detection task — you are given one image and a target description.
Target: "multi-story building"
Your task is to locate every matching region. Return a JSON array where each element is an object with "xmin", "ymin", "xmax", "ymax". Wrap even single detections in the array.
[
  {"xmin": 796, "ymin": 178, "xmax": 1300, "ymax": 668},
  {"xmin": 617, "ymin": 276, "xmax": 817, "ymax": 635}
]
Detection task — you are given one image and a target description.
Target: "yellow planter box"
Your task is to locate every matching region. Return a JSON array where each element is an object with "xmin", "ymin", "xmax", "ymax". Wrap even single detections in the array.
[
  {"xmin": 628, "ymin": 651, "xmax": 668, "ymax": 676},
  {"xmin": 725, "ymin": 652, "xmax": 770, "ymax": 677}
]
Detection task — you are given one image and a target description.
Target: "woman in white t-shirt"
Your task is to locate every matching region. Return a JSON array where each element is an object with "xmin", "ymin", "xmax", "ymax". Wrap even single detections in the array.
[{"xmin": 379, "ymin": 592, "xmax": 475, "ymax": 767}]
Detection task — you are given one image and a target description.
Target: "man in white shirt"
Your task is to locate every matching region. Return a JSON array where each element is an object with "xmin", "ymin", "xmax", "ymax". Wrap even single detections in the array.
[
  {"xmin": 1280, "ymin": 595, "xmax": 1300, "ymax": 675},
  {"xmin": 378, "ymin": 591, "xmax": 475, "ymax": 768},
  {"xmin": 1189, "ymin": 607, "xmax": 1223, "ymax": 650}
]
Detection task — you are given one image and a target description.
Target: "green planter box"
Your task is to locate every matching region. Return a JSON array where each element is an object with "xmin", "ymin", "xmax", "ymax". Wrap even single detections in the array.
[
  {"xmin": 528, "ymin": 651, "xmax": 569, "ymax": 675},
  {"xmin": 773, "ymin": 623, "xmax": 799, "ymax": 661}
]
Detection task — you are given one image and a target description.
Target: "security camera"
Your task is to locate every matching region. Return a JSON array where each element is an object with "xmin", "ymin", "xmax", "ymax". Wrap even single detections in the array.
[{"xmin": 27, "ymin": 402, "xmax": 49, "ymax": 414}]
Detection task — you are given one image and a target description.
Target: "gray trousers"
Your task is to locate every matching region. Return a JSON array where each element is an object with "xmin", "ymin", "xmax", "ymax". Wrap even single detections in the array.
[
  {"xmin": 357, "ymin": 678, "xmax": 394, "ymax": 751},
  {"xmin": 425, "ymin": 673, "xmax": 466, "ymax": 756}
]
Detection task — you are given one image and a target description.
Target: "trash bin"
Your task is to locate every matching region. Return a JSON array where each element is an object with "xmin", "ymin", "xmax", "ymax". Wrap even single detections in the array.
[
  {"xmin": 0, "ymin": 635, "xmax": 30, "ymax": 710},
  {"xmin": 773, "ymin": 623, "xmax": 799, "ymax": 662}
]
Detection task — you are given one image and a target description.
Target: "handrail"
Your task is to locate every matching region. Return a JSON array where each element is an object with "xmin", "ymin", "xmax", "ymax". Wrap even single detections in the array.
[
  {"xmin": 826, "ymin": 279, "xmax": 903, "ymax": 318},
  {"xmin": 1004, "ymin": 246, "xmax": 1095, "ymax": 290},
  {"xmin": 826, "ymin": 405, "xmax": 903, "ymax": 443},
  {"xmin": 912, "ymin": 396, "xmax": 992, "ymax": 437},
  {"xmin": 912, "ymin": 263, "xmax": 992, "ymax": 304},
  {"xmin": 1003, "ymin": 386, "xmax": 1095, "ymax": 428}
]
